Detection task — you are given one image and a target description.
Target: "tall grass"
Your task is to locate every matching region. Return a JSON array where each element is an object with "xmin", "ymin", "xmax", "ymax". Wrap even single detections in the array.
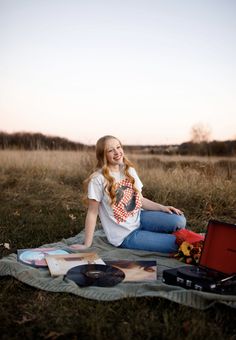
[
  {"xmin": 134, "ymin": 160, "xmax": 236, "ymax": 230},
  {"xmin": 0, "ymin": 150, "xmax": 236, "ymax": 339}
]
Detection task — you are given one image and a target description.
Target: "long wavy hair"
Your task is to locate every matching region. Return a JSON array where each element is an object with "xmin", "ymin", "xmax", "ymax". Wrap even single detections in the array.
[{"xmin": 83, "ymin": 135, "xmax": 139, "ymax": 206}]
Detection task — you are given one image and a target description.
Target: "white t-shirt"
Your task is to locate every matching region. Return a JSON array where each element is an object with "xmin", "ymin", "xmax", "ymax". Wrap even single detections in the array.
[{"xmin": 87, "ymin": 167, "xmax": 143, "ymax": 246}]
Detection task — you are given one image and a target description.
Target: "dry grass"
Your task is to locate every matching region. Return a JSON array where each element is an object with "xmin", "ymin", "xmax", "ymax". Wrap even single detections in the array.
[{"xmin": 0, "ymin": 150, "xmax": 236, "ymax": 339}]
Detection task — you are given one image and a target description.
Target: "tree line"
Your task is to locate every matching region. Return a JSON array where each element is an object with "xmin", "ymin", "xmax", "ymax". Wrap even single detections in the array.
[
  {"xmin": 178, "ymin": 140, "xmax": 236, "ymax": 156},
  {"xmin": 0, "ymin": 132, "xmax": 87, "ymax": 151},
  {"xmin": 0, "ymin": 131, "xmax": 235, "ymax": 156}
]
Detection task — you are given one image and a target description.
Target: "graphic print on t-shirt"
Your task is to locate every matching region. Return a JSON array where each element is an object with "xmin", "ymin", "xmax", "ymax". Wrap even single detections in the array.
[{"xmin": 113, "ymin": 178, "xmax": 141, "ymax": 223}]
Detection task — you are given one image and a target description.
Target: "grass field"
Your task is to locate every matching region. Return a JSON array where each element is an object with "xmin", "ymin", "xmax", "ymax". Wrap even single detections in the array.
[{"xmin": 0, "ymin": 150, "xmax": 236, "ymax": 340}]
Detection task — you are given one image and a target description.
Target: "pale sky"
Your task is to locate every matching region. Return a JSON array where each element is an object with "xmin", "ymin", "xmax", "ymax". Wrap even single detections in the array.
[{"xmin": 0, "ymin": 0, "xmax": 235, "ymax": 145}]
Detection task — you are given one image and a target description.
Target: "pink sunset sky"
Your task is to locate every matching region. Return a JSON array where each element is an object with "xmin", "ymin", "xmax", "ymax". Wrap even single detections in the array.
[{"xmin": 0, "ymin": 0, "xmax": 235, "ymax": 145}]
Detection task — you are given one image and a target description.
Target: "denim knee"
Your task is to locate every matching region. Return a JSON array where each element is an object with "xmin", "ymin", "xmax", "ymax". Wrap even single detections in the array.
[{"xmin": 175, "ymin": 214, "xmax": 186, "ymax": 230}]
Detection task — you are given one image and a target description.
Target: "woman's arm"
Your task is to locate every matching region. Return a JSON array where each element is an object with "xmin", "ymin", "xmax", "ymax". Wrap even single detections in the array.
[
  {"xmin": 83, "ymin": 199, "xmax": 100, "ymax": 247},
  {"xmin": 70, "ymin": 199, "xmax": 99, "ymax": 250},
  {"xmin": 141, "ymin": 196, "xmax": 183, "ymax": 215}
]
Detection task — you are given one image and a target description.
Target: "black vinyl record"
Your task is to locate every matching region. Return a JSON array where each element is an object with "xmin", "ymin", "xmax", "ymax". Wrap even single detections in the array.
[{"xmin": 66, "ymin": 264, "xmax": 125, "ymax": 287}]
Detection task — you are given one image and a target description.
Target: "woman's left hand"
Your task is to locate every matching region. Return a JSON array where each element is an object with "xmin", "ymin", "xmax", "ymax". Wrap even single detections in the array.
[
  {"xmin": 69, "ymin": 244, "xmax": 88, "ymax": 250},
  {"xmin": 163, "ymin": 206, "xmax": 183, "ymax": 215}
]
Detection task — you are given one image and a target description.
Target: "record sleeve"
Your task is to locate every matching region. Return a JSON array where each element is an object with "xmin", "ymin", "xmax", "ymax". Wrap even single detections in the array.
[
  {"xmin": 105, "ymin": 260, "xmax": 157, "ymax": 282},
  {"xmin": 66, "ymin": 264, "xmax": 125, "ymax": 287},
  {"xmin": 17, "ymin": 248, "xmax": 70, "ymax": 268},
  {"xmin": 45, "ymin": 252, "xmax": 105, "ymax": 276}
]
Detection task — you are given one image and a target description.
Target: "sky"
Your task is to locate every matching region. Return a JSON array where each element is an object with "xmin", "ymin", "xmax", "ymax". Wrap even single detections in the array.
[{"xmin": 0, "ymin": 0, "xmax": 236, "ymax": 145}]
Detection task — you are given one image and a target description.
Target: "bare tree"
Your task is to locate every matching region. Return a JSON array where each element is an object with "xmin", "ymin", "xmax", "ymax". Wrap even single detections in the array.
[{"xmin": 190, "ymin": 123, "xmax": 211, "ymax": 143}]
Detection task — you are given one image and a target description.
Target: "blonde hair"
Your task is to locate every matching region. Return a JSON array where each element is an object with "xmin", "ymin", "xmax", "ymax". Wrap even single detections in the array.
[{"xmin": 83, "ymin": 135, "xmax": 139, "ymax": 206}]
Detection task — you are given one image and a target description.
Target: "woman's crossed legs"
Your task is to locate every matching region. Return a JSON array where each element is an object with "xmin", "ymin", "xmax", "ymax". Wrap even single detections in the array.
[{"xmin": 120, "ymin": 210, "xmax": 186, "ymax": 253}]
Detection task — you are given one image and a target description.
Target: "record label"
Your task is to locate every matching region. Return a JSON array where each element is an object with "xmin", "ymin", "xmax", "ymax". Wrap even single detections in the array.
[{"xmin": 66, "ymin": 264, "xmax": 125, "ymax": 287}]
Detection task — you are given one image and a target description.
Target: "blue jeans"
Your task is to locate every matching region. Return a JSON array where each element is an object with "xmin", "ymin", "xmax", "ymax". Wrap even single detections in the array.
[{"xmin": 120, "ymin": 210, "xmax": 186, "ymax": 253}]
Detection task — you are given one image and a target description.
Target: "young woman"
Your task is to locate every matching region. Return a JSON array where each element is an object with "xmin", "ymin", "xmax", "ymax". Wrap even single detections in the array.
[{"xmin": 79, "ymin": 135, "xmax": 186, "ymax": 253}]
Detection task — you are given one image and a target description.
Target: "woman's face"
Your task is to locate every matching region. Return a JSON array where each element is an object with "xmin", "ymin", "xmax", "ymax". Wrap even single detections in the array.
[{"xmin": 105, "ymin": 138, "xmax": 124, "ymax": 168}]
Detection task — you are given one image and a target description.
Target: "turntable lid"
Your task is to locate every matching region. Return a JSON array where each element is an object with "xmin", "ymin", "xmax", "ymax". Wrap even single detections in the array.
[{"xmin": 200, "ymin": 220, "xmax": 236, "ymax": 275}]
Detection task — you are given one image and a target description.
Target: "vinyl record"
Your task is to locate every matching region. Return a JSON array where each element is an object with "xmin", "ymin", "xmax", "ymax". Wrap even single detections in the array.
[{"xmin": 66, "ymin": 264, "xmax": 125, "ymax": 287}]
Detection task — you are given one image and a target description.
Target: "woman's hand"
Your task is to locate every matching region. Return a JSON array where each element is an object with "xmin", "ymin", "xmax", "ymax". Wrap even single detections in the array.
[
  {"xmin": 162, "ymin": 206, "xmax": 183, "ymax": 215},
  {"xmin": 69, "ymin": 244, "xmax": 88, "ymax": 250}
]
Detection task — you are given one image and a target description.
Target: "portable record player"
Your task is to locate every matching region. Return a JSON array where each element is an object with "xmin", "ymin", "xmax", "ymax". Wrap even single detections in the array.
[{"xmin": 163, "ymin": 220, "xmax": 236, "ymax": 294}]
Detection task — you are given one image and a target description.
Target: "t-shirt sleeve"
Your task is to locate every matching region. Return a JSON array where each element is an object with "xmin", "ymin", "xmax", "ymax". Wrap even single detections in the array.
[
  {"xmin": 87, "ymin": 175, "xmax": 104, "ymax": 202},
  {"xmin": 129, "ymin": 167, "xmax": 143, "ymax": 192}
]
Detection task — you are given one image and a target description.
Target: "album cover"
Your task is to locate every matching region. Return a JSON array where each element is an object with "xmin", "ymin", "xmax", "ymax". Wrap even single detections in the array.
[
  {"xmin": 45, "ymin": 252, "xmax": 105, "ymax": 276},
  {"xmin": 105, "ymin": 260, "xmax": 157, "ymax": 282},
  {"xmin": 17, "ymin": 247, "xmax": 71, "ymax": 268}
]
